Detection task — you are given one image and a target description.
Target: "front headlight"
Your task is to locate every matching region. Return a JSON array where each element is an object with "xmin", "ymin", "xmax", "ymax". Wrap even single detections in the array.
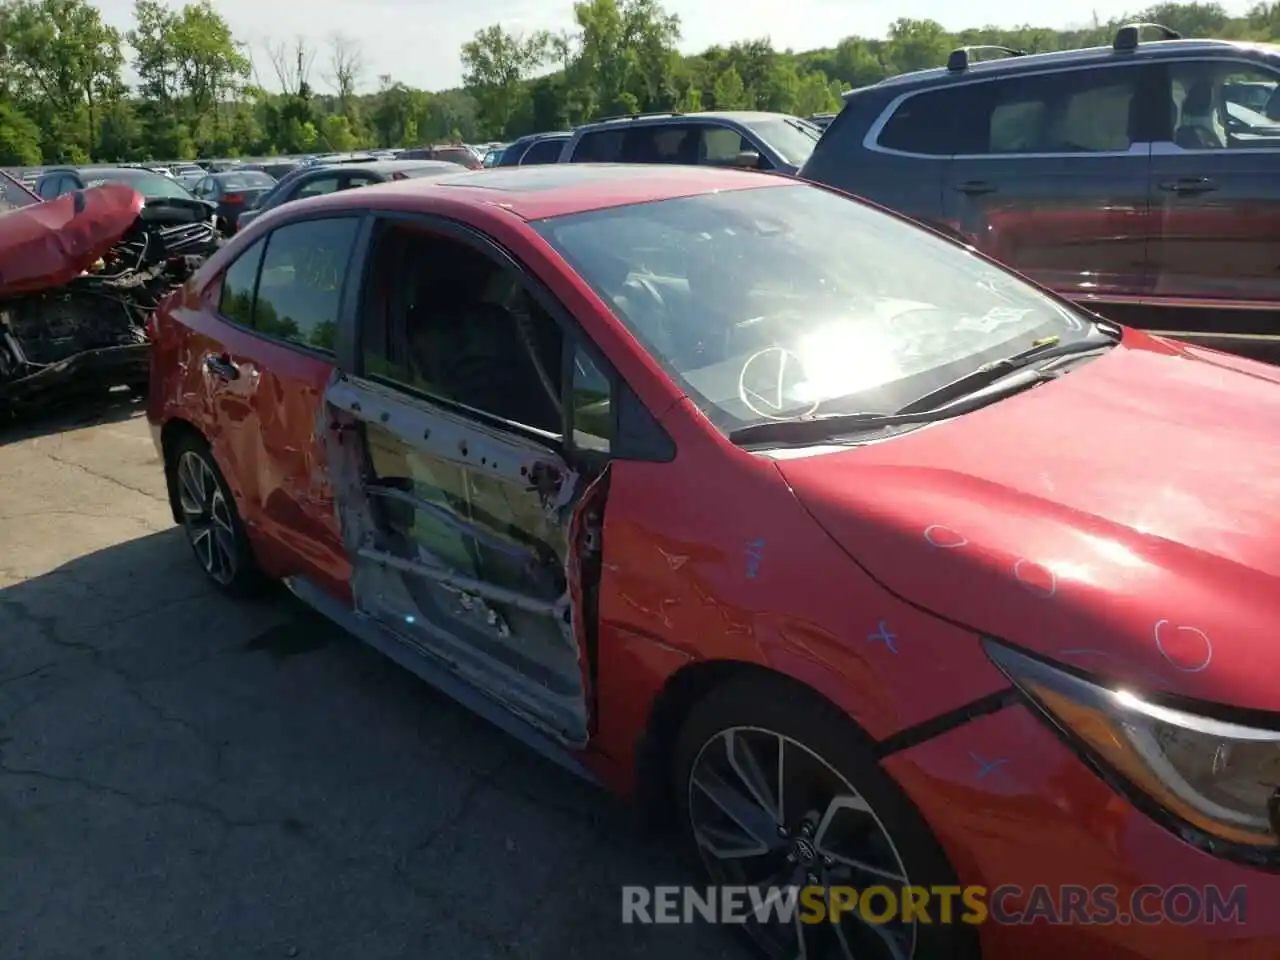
[{"xmin": 985, "ymin": 639, "xmax": 1280, "ymax": 857}]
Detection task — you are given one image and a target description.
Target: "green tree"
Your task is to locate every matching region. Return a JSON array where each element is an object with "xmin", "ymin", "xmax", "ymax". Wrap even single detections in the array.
[
  {"xmin": 712, "ymin": 66, "xmax": 748, "ymax": 109},
  {"xmin": 461, "ymin": 25, "xmax": 549, "ymax": 137},
  {"xmin": 1, "ymin": 0, "xmax": 124, "ymax": 159},
  {"xmin": 0, "ymin": 103, "xmax": 42, "ymax": 164}
]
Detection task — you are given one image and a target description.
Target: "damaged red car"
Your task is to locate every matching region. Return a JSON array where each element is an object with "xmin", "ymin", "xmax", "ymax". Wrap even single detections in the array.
[
  {"xmin": 0, "ymin": 181, "xmax": 217, "ymax": 411},
  {"xmin": 147, "ymin": 165, "xmax": 1280, "ymax": 960}
]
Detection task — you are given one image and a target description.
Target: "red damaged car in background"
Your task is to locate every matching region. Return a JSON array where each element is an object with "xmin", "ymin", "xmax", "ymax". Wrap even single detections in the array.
[
  {"xmin": 148, "ymin": 166, "xmax": 1280, "ymax": 960},
  {"xmin": 0, "ymin": 180, "xmax": 217, "ymax": 413}
]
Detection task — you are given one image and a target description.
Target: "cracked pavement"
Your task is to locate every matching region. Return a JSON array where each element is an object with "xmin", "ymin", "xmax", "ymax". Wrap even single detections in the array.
[{"xmin": 0, "ymin": 397, "xmax": 751, "ymax": 960}]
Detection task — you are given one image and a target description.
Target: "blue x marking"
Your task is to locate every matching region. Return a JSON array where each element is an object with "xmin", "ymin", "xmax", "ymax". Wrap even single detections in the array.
[
  {"xmin": 867, "ymin": 620, "xmax": 898, "ymax": 653},
  {"xmin": 970, "ymin": 752, "xmax": 1009, "ymax": 780}
]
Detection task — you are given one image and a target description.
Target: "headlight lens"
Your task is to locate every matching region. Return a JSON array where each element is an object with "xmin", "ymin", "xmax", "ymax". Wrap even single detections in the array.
[{"xmin": 985, "ymin": 639, "xmax": 1280, "ymax": 850}]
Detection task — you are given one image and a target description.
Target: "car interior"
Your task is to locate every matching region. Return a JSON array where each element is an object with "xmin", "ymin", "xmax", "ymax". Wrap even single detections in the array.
[{"xmin": 359, "ymin": 222, "xmax": 565, "ymax": 435}]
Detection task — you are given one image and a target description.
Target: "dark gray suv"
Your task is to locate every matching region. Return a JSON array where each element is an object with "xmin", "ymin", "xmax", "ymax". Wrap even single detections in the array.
[
  {"xmin": 801, "ymin": 24, "xmax": 1280, "ymax": 362},
  {"xmin": 558, "ymin": 111, "xmax": 821, "ymax": 173}
]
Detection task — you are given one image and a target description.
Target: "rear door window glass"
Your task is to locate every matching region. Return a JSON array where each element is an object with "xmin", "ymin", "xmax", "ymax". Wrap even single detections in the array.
[
  {"xmin": 295, "ymin": 175, "xmax": 342, "ymax": 199},
  {"xmin": 218, "ymin": 238, "xmax": 265, "ymax": 326},
  {"xmin": 571, "ymin": 130, "xmax": 625, "ymax": 162},
  {"xmin": 987, "ymin": 67, "xmax": 1140, "ymax": 154},
  {"xmin": 520, "ymin": 138, "xmax": 565, "ymax": 164},
  {"xmin": 700, "ymin": 126, "xmax": 752, "ymax": 165},
  {"xmin": 253, "ymin": 218, "xmax": 359, "ymax": 353},
  {"xmin": 621, "ymin": 124, "xmax": 701, "ymax": 163}
]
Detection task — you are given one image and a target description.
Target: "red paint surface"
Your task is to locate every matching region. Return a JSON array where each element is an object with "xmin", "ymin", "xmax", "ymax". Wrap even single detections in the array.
[
  {"xmin": 886, "ymin": 707, "xmax": 1280, "ymax": 959},
  {"xmin": 0, "ymin": 183, "xmax": 143, "ymax": 296},
  {"xmin": 150, "ymin": 169, "xmax": 1280, "ymax": 960}
]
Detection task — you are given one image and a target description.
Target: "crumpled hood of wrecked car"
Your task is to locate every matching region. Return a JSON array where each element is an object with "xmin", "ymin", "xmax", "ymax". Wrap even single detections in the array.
[
  {"xmin": 0, "ymin": 183, "xmax": 144, "ymax": 298},
  {"xmin": 773, "ymin": 333, "xmax": 1280, "ymax": 711}
]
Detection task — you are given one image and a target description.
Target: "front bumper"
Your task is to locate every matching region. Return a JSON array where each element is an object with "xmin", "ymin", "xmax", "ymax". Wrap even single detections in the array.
[
  {"xmin": 886, "ymin": 701, "xmax": 1280, "ymax": 959},
  {"xmin": 0, "ymin": 343, "xmax": 149, "ymax": 407}
]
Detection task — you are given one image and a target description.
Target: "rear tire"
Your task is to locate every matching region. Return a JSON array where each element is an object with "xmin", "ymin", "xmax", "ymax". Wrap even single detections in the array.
[
  {"xmin": 673, "ymin": 674, "xmax": 981, "ymax": 960},
  {"xmin": 170, "ymin": 433, "xmax": 265, "ymax": 597}
]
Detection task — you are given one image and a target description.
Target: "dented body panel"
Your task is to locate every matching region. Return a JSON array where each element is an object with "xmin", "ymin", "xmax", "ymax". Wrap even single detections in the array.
[
  {"xmin": 148, "ymin": 275, "xmax": 349, "ymax": 598},
  {"xmin": 323, "ymin": 375, "xmax": 594, "ymax": 745},
  {"xmin": 0, "ymin": 183, "xmax": 144, "ymax": 297},
  {"xmin": 0, "ymin": 182, "xmax": 217, "ymax": 410}
]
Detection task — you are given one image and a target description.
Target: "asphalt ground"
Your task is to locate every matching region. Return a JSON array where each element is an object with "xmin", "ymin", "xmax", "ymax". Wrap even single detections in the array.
[{"xmin": 0, "ymin": 394, "xmax": 752, "ymax": 960}]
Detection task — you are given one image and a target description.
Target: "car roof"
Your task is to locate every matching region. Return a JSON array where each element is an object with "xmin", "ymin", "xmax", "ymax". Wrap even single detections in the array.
[
  {"xmin": 306, "ymin": 159, "xmax": 461, "ymax": 175},
  {"xmin": 283, "ymin": 163, "xmax": 789, "ymax": 222},
  {"xmin": 71, "ymin": 166, "xmax": 163, "ymax": 177},
  {"xmin": 576, "ymin": 111, "xmax": 798, "ymax": 132},
  {"xmin": 870, "ymin": 38, "xmax": 1279, "ymax": 93}
]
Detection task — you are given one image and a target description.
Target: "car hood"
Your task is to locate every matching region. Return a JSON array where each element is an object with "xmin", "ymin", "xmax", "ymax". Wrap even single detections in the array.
[
  {"xmin": 773, "ymin": 332, "xmax": 1280, "ymax": 710},
  {"xmin": 0, "ymin": 183, "xmax": 144, "ymax": 298}
]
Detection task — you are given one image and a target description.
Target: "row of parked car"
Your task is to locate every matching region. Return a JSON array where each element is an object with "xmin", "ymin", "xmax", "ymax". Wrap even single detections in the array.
[{"xmin": 481, "ymin": 25, "xmax": 1280, "ymax": 364}]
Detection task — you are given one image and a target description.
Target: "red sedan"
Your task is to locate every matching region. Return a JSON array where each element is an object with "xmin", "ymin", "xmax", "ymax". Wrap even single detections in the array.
[{"xmin": 147, "ymin": 164, "xmax": 1280, "ymax": 960}]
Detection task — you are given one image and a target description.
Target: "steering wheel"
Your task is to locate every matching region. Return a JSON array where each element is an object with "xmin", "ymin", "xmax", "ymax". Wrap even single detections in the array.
[{"xmin": 736, "ymin": 346, "xmax": 821, "ymax": 422}]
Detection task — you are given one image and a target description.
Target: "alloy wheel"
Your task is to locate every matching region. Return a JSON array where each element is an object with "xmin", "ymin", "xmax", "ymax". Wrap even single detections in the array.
[
  {"xmin": 176, "ymin": 449, "xmax": 238, "ymax": 585},
  {"xmin": 688, "ymin": 726, "xmax": 915, "ymax": 960}
]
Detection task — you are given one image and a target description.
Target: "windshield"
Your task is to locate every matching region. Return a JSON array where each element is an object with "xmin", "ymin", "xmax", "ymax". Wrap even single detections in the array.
[
  {"xmin": 533, "ymin": 183, "xmax": 1096, "ymax": 434},
  {"xmin": 747, "ymin": 117, "xmax": 820, "ymax": 166},
  {"xmin": 0, "ymin": 171, "xmax": 37, "ymax": 211},
  {"xmin": 85, "ymin": 170, "xmax": 196, "ymax": 201},
  {"xmin": 220, "ymin": 171, "xmax": 276, "ymax": 189}
]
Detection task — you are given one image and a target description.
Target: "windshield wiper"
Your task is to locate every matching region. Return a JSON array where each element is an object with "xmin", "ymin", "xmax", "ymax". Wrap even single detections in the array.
[
  {"xmin": 727, "ymin": 330, "xmax": 1119, "ymax": 448},
  {"xmin": 892, "ymin": 331, "xmax": 1117, "ymax": 416},
  {"xmin": 727, "ymin": 364, "xmax": 1052, "ymax": 447}
]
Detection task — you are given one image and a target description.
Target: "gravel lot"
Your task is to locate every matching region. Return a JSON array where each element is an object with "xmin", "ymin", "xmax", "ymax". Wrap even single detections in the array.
[{"xmin": 0, "ymin": 396, "xmax": 750, "ymax": 960}]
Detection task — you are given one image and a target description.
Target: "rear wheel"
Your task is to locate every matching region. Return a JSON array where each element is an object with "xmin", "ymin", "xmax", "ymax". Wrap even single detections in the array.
[
  {"xmin": 171, "ymin": 434, "xmax": 264, "ymax": 597},
  {"xmin": 673, "ymin": 675, "xmax": 980, "ymax": 960}
]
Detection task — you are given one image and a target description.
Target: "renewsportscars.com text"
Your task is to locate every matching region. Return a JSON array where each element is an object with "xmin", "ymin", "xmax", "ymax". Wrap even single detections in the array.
[{"xmin": 621, "ymin": 884, "xmax": 1248, "ymax": 926}]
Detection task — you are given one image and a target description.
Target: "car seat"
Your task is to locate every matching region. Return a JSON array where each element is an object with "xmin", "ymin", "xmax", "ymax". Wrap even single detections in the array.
[
  {"xmin": 1175, "ymin": 81, "xmax": 1226, "ymax": 149},
  {"xmin": 1266, "ymin": 86, "xmax": 1280, "ymax": 122},
  {"xmin": 572, "ymin": 246, "xmax": 678, "ymax": 359}
]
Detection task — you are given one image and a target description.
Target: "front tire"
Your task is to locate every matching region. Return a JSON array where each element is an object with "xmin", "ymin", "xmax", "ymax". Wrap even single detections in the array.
[
  {"xmin": 171, "ymin": 434, "xmax": 264, "ymax": 597},
  {"xmin": 673, "ymin": 675, "xmax": 980, "ymax": 960}
]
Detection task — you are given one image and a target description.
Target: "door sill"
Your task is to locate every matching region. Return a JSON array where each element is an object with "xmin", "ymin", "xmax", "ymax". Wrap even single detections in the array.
[{"xmin": 283, "ymin": 575, "xmax": 602, "ymax": 786}]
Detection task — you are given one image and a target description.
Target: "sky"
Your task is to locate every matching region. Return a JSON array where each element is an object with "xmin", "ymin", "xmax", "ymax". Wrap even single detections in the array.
[{"xmin": 94, "ymin": 0, "xmax": 1257, "ymax": 93}]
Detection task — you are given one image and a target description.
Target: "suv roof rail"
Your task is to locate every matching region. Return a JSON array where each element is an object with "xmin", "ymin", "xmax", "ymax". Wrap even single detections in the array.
[
  {"xmin": 945, "ymin": 45, "xmax": 1027, "ymax": 72},
  {"xmin": 1113, "ymin": 21, "xmax": 1182, "ymax": 51},
  {"xmin": 593, "ymin": 111, "xmax": 685, "ymax": 123}
]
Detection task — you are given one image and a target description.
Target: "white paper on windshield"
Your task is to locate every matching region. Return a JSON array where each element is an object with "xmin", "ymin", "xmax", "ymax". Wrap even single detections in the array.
[{"xmin": 954, "ymin": 306, "xmax": 1036, "ymax": 333}]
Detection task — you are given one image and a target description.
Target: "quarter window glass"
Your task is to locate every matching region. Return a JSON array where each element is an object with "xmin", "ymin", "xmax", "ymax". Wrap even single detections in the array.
[
  {"xmin": 877, "ymin": 86, "xmax": 979, "ymax": 155},
  {"xmin": 1169, "ymin": 62, "xmax": 1280, "ymax": 149},
  {"xmin": 571, "ymin": 130, "xmax": 625, "ymax": 162},
  {"xmin": 218, "ymin": 238, "xmax": 265, "ymax": 326},
  {"xmin": 571, "ymin": 349, "xmax": 613, "ymax": 451},
  {"xmin": 253, "ymin": 219, "xmax": 358, "ymax": 352}
]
